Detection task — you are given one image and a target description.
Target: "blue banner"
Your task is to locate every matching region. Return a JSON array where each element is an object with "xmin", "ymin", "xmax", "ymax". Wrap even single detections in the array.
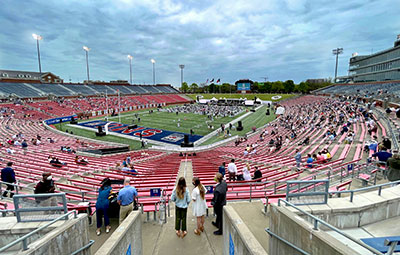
[
  {"xmin": 77, "ymin": 120, "xmax": 203, "ymax": 145},
  {"xmin": 45, "ymin": 115, "xmax": 77, "ymax": 125}
]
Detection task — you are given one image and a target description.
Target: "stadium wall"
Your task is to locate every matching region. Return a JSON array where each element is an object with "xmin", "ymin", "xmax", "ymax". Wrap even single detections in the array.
[
  {"xmin": 222, "ymin": 205, "xmax": 267, "ymax": 255},
  {"xmin": 18, "ymin": 214, "xmax": 90, "ymax": 255},
  {"xmin": 269, "ymin": 205, "xmax": 357, "ymax": 255},
  {"xmin": 269, "ymin": 185, "xmax": 400, "ymax": 254},
  {"xmin": 95, "ymin": 211, "xmax": 142, "ymax": 255}
]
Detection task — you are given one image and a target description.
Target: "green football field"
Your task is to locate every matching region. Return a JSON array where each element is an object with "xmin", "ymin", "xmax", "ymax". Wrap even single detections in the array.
[
  {"xmin": 104, "ymin": 107, "xmax": 246, "ymax": 136},
  {"xmin": 55, "ymin": 103, "xmax": 277, "ymax": 149}
]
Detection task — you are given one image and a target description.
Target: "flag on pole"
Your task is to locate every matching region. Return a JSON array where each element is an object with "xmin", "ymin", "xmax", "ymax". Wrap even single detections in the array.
[
  {"xmin": 216, "ymin": 78, "xmax": 220, "ymax": 83},
  {"xmin": 210, "ymin": 78, "xmax": 214, "ymax": 83},
  {"xmin": 206, "ymin": 79, "xmax": 209, "ymax": 83}
]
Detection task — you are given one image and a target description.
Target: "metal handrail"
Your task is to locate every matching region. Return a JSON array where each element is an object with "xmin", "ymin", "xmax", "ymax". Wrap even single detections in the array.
[
  {"xmin": 265, "ymin": 228, "xmax": 310, "ymax": 255},
  {"xmin": 329, "ymin": 180, "xmax": 400, "ymax": 202},
  {"xmin": 277, "ymin": 199, "xmax": 384, "ymax": 255},
  {"xmin": 70, "ymin": 240, "xmax": 95, "ymax": 255},
  {"xmin": 0, "ymin": 180, "xmax": 91, "ymax": 202},
  {"xmin": 0, "ymin": 210, "xmax": 77, "ymax": 252}
]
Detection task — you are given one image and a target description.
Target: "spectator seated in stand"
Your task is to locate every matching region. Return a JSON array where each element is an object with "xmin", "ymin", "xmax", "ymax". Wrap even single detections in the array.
[
  {"xmin": 379, "ymin": 137, "xmax": 392, "ymax": 151},
  {"xmin": 299, "ymin": 136, "xmax": 310, "ymax": 146},
  {"xmin": 365, "ymin": 137, "xmax": 378, "ymax": 153},
  {"xmin": 128, "ymin": 165, "xmax": 137, "ymax": 175},
  {"xmin": 306, "ymin": 154, "xmax": 314, "ymax": 168},
  {"xmin": 322, "ymin": 149, "xmax": 331, "ymax": 161},
  {"xmin": 61, "ymin": 146, "xmax": 75, "ymax": 153},
  {"xmin": 317, "ymin": 152, "xmax": 326, "ymax": 163},
  {"xmin": 50, "ymin": 157, "xmax": 66, "ymax": 167},
  {"xmin": 6, "ymin": 146, "xmax": 15, "ymax": 154},
  {"xmin": 75, "ymin": 156, "xmax": 89, "ymax": 165}
]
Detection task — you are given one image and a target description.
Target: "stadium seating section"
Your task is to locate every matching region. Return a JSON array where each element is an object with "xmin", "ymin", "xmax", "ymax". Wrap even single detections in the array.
[
  {"xmin": 0, "ymin": 94, "xmax": 390, "ymax": 219},
  {"xmin": 316, "ymin": 81, "xmax": 400, "ymax": 101},
  {"xmin": 0, "ymin": 83, "xmax": 179, "ymax": 98}
]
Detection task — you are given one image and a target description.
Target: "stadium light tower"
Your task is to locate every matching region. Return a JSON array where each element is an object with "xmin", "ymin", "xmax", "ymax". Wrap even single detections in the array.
[
  {"xmin": 179, "ymin": 64, "xmax": 185, "ymax": 88},
  {"xmin": 127, "ymin": 55, "xmax": 133, "ymax": 84},
  {"xmin": 332, "ymin": 48, "xmax": 343, "ymax": 83},
  {"xmin": 83, "ymin": 46, "xmax": 91, "ymax": 83},
  {"xmin": 151, "ymin": 59, "xmax": 156, "ymax": 85},
  {"xmin": 32, "ymin": 34, "xmax": 42, "ymax": 82}
]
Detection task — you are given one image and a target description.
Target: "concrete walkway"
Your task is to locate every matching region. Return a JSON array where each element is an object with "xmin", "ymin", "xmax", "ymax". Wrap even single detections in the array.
[{"xmin": 143, "ymin": 159, "xmax": 223, "ymax": 255}]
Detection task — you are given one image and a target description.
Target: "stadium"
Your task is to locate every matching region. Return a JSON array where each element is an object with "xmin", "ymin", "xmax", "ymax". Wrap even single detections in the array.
[{"xmin": 1, "ymin": 1, "xmax": 400, "ymax": 255}]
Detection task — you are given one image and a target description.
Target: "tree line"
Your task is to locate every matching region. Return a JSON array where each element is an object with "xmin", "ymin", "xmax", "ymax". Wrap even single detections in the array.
[{"xmin": 180, "ymin": 79, "xmax": 332, "ymax": 94}]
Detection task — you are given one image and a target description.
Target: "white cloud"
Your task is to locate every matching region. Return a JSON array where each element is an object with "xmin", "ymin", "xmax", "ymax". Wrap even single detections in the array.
[{"xmin": 0, "ymin": 0, "xmax": 399, "ymax": 84}]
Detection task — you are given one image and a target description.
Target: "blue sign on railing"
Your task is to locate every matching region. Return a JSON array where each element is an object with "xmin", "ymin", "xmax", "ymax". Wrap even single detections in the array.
[
  {"xmin": 205, "ymin": 185, "xmax": 214, "ymax": 194},
  {"xmin": 150, "ymin": 188, "xmax": 161, "ymax": 197},
  {"xmin": 347, "ymin": 164, "xmax": 354, "ymax": 171},
  {"xmin": 45, "ymin": 115, "xmax": 77, "ymax": 125}
]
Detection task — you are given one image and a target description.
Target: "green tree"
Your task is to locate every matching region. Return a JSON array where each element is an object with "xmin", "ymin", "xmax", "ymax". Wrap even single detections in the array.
[
  {"xmin": 260, "ymin": 82, "xmax": 272, "ymax": 93},
  {"xmin": 181, "ymin": 82, "xmax": 189, "ymax": 93},
  {"xmin": 283, "ymin": 80, "xmax": 295, "ymax": 93},
  {"xmin": 252, "ymin": 82, "xmax": 259, "ymax": 92},
  {"xmin": 189, "ymin": 83, "xmax": 198, "ymax": 93},
  {"xmin": 208, "ymin": 83, "xmax": 217, "ymax": 93},
  {"xmin": 271, "ymin": 81, "xmax": 284, "ymax": 93},
  {"xmin": 298, "ymin": 82, "xmax": 309, "ymax": 93}
]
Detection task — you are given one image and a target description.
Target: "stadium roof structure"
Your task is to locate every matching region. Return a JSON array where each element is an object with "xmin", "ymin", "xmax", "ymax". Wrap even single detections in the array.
[{"xmin": 0, "ymin": 69, "xmax": 62, "ymax": 83}]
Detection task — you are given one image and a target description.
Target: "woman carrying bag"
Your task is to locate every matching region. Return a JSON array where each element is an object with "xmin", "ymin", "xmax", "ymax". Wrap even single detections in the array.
[{"xmin": 171, "ymin": 177, "xmax": 191, "ymax": 238}]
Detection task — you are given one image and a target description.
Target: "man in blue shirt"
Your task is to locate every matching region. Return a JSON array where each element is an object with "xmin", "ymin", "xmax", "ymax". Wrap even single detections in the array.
[
  {"xmin": 1, "ymin": 162, "xmax": 16, "ymax": 198},
  {"xmin": 117, "ymin": 177, "xmax": 137, "ymax": 224},
  {"xmin": 306, "ymin": 154, "xmax": 313, "ymax": 168},
  {"xmin": 218, "ymin": 162, "xmax": 226, "ymax": 177},
  {"xmin": 372, "ymin": 149, "xmax": 393, "ymax": 163}
]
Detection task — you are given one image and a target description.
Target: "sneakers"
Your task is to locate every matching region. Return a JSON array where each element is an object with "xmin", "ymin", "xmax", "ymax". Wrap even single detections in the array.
[
  {"xmin": 96, "ymin": 229, "xmax": 101, "ymax": 236},
  {"xmin": 106, "ymin": 226, "xmax": 111, "ymax": 233},
  {"xmin": 213, "ymin": 230, "xmax": 222, "ymax": 235}
]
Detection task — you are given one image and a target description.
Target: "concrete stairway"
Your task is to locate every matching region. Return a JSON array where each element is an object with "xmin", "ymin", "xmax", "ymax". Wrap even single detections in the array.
[{"xmin": 144, "ymin": 159, "xmax": 222, "ymax": 255}]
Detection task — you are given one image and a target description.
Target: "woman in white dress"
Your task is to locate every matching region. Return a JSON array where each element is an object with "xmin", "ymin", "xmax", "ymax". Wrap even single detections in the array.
[
  {"xmin": 242, "ymin": 163, "xmax": 252, "ymax": 181},
  {"xmin": 192, "ymin": 177, "xmax": 207, "ymax": 235}
]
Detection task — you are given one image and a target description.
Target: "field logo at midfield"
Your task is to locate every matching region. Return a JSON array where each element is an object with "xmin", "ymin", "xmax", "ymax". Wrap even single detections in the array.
[
  {"xmin": 161, "ymin": 133, "xmax": 185, "ymax": 142},
  {"xmin": 77, "ymin": 120, "xmax": 202, "ymax": 145}
]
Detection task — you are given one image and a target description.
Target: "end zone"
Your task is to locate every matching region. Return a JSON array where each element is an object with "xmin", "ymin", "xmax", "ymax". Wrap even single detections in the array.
[{"xmin": 74, "ymin": 120, "xmax": 203, "ymax": 145}]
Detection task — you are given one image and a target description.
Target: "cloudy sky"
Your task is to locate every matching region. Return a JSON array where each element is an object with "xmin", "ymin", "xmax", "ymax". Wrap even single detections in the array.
[{"xmin": 0, "ymin": 0, "xmax": 399, "ymax": 86}]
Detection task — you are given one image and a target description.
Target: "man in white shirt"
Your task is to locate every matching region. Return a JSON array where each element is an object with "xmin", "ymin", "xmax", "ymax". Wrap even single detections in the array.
[{"xmin": 227, "ymin": 159, "xmax": 237, "ymax": 181}]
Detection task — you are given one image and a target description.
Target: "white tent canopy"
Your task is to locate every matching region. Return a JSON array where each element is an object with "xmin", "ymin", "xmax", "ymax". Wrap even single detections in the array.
[{"xmin": 275, "ymin": 106, "xmax": 285, "ymax": 115}]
